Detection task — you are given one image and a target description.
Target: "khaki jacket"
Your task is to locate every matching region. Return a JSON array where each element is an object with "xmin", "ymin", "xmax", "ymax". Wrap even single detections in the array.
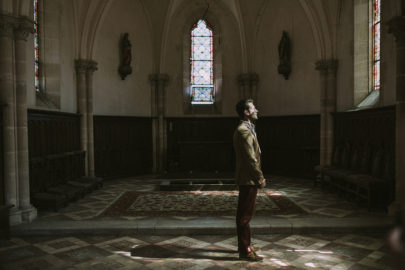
[{"xmin": 233, "ymin": 121, "xmax": 265, "ymax": 186}]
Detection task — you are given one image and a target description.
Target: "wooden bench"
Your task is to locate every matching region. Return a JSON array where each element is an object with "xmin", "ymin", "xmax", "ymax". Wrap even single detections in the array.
[
  {"xmin": 315, "ymin": 142, "xmax": 394, "ymax": 210},
  {"xmin": 30, "ymin": 151, "xmax": 103, "ymax": 211}
]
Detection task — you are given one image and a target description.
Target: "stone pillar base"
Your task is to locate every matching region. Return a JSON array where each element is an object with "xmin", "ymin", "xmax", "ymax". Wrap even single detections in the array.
[
  {"xmin": 8, "ymin": 206, "xmax": 38, "ymax": 225},
  {"xmin": 21, "ymin": 205, "xmax": 37, "ymax": 222},
  {"xmin": 9, "ymin": 208, "xmax": 22, "ymax": 226}
]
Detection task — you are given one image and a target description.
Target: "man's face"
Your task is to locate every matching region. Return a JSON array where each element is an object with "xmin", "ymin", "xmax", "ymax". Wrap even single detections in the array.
[{"xmin": 245, "ymin": 102, "xmax": 258, "ymax": 121}]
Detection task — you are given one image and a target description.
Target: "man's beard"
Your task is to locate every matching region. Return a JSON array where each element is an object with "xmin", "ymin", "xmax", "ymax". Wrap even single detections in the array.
[{"xmin": 249, "ymin": 114, "xmax": 258, "ymax": 122}]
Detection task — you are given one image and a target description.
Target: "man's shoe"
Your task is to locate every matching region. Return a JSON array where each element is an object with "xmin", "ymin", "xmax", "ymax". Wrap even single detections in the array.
[
  {"xmin": 239, "ymin": 251, "xmax": 263, "ymax": 261},
  {"xmin": 238, "ymin": 245, "xmax": 260, "ymax": 253}
]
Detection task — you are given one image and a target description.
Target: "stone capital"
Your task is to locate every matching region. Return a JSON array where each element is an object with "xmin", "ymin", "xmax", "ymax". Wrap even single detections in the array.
[
  {"xmin": 75, "ymin": 59, "xmax": 98, "ymax": 74},
  {"xmin": 238, "ymin": 73, "xmax": 259, "ymax": 87},
  {"xmin": 14, "ymin": 17, "xmax": 34, "ymax": 41},
  {"xmin": 388, "ymin": 16, "xmax": 405, "ymax": 43},
  {"xmin": 315, "ymin": 59, "xmax": 338, "ymax": 75},
  {"xmin": 87, "ymin": 60, "xmax": 98, "ymax": 73},
  {"xmin": 75, "ymin": 59, "xmax": 88, "ymax": 74},
  {"xmin": 0, "ymin": 14, "xmax": 17, "ymax": 37},
  {"xmin": 250, "ymin": 73, "xmax": 259, "ymax": 85},
  {"xmin": 149, "ymin": 74, "xmax": 169, "ymax": 87},
  {"xmin": 237, "ymin": 73, "xmax": 250, "ymax": 86}
]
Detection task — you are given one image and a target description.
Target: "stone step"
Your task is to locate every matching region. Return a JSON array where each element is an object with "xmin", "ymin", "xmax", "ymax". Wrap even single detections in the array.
[{"xmin": 11, "ymin": 216, "xmax": 395, "ymax": 236}]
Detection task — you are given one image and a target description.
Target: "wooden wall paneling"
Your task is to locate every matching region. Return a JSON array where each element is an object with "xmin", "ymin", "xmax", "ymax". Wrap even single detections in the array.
[
  {"xmin": 0, "ymin": 108, "xmax": 4, "ymax": 204},
  {"xmin": 166, "ymin": 116, "xmax": 320, "ymax": 178},
  {"xmin": 28, "ymin": 109, "xmax": 82, "ymax": 195},
  {"xmin": 334, "ymin": 106, "xmax": 395, "ymax": 150},
  {"xmin": 167, "ymin": 118, "xmax": 238, "ymax": 173},
  {"xmin": 333, "ymin": 106, "xmax": 396, "ymax": 205},
  {"xmin": 94, "ymin": 116, "xmax": 152, "ymax": 178},
  {"xmin": 258, "ymin": 115, "xmax": 320, "ymax": 178}
]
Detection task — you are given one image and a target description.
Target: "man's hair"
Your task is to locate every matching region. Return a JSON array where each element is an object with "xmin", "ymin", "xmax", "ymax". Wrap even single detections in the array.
[{"xmin": 235, "ymin": 99, "xmax": 253, "ymax": 119}]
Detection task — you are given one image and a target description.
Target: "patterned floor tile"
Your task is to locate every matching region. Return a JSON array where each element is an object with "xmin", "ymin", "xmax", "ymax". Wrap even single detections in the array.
[
  {"xmin": 311, "ymin": 207, "xmax": 353, "ymax": 218},
  {"xmin": 54, "ymin": 245, "xmax": 111, "ymax": 264},
  {"xmin": 211, "ymin": 237, "xmax": 237, "ymax": 251},
  {"xmin": 0, "ymin": 238, "xmax": 29, "ymax": 252},
  {"xmin": 275, "ymin": 235, "xmax": 330, "ymax": 250},
  {"xmin": 74, "ymin": 254, "xmax": 143, "ymax": 270},
  {"xmin": 27, "ymin": 175, "xmax": 389, "ymax": 221},
  {"xmin": 321, "ymin": 242, "xmax": 373, "ymax": 262},
  {"xmin": 335, "ymin": 235, "xmax": 386, "ymax": 250},
  {"xmin": 64, "ymin": 210, "xmax": 100, "ymax": 220},
  {"xmin": 290, "ymin": 253, "xmax": 355, "ymax": 270},
  {"xmin": 146, "ymin": 259, "xmax": 211, "ymax": 270},
  {"xmin": 214, "ymin": 236, "xmax": 269, "ymax": 252},
  {"xmin": 1, "ymin": 254, "xmax": 70, "ymax": 270},
  {"xmin": 156, "ymin": 236, "xmax": 211, "ymax": 254},
  {"xmin": 95, "ymin": 236, "xmax": 147, "ymax": 253},
  {"xmin": 0, "ymin": 234, "xmax": 396, "ymax": 269},
  {"xmin": 358, "ymin": 251, "xmax": 395, "ymax": 269},
  {"xmin": 0, "ymin": 245, "xmax": 47, "ymax": 264},
  {"xmin": 130, "ymin": 244, "xmax": 179, "ymax": 259},
  {"xmin": 33, "ymin": 237, "xmax": 89, "ymax": 254},
  {"xmin": 79, "ymin": 236, "xmax": 117, "ymax": 245},
  {"xmin": 2, "ymin": 175, "xmax": 397, "ymax": 269}
]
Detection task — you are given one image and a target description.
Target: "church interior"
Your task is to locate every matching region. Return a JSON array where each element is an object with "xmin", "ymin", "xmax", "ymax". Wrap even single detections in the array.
[{"xmin": 0, "ymin": 0, "xmax": 405, "ymax": 268}]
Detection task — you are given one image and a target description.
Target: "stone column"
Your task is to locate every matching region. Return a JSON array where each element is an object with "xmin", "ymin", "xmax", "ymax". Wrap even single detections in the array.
[
  {"xmin": 149, "ymin": 74, "xmax": 169, "ymax": 173},
  {"xmin": 238, "ymin": 74, "xmax": 250, "ymax": 99},
  {"xmin": 75, "ymin": 59, "xmax": 89, "ymax": 174},
  {"xmin": 86, "ymin": 61, "xmax": 97, "ymax": 177},
  {"xmin": 0, "ymin": 14, "xmax": 21, "ymax": 224},
  {"xmin": 388, "ymin": 15, "xmax": 405, "ymax": 212},
  {"xmin": 316, "ymin": 59, "xmax": 338, "ymax": 167},
  {"xmin": 250, "ymin": 73, "xmax": 259, "ymax": 104},
  {"xmin": 237, "ymin": 73, "xmax": 259, "ymax": 102},
  {"xmin": 14, "ymin": 18, "xmax": 37, "ymax": 222}
]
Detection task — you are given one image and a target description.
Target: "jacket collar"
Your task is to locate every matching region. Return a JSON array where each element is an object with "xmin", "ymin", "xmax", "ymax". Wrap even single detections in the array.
[{"xmin": 240, "ymin": 120, "xmax": 256, "ymax": 132}]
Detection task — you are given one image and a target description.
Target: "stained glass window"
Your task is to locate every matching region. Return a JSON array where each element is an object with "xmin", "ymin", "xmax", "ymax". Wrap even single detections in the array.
[
  {"xmin": 34, "ymin": 0, "xmax": 40, "ymax": 91},
  {"xmin": 190, "ymin": 20, "xmax": 214, "ymax": 104},
  {"xmin": 372, "ymin": 0, "xmax": 380, "ymax": 91}
]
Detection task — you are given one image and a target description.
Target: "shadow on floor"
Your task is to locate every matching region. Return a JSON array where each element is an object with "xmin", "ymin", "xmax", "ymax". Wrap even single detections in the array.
[{"xmin": 130, "ymin": 245, "xmax": 242, "ymax": 261}]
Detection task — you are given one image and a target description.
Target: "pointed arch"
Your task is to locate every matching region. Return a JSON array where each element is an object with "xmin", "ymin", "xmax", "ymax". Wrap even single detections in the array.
[
  {"xmin": 298, "ymin": 0, "xmax": 333, "ymax": 59},
  {"xmin": 72, "ymin": 0, "xmax": 117, "ymax": 60},
  {"xmin": 234, "ymin": 0, "xmax": 248, "ymax": 72}
]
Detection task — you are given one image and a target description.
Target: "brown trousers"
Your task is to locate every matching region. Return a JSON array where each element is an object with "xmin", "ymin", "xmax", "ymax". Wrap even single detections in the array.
[{"xmin": 236, "ymin": 185, "xmax": 258, "ymax": 254}]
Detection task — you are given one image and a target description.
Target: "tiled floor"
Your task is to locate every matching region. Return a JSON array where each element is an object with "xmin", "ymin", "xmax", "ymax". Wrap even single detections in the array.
[
  {"xmin": 2, "ymin": 175, "xmax": 399, "ymax": 269},
  {"xmin": 0, "ymin": 233, "xmax": 398, "ymax": 269},
  {"xmin": 35, "ymin": 175, "xmax": 387, "ymax": 222}
]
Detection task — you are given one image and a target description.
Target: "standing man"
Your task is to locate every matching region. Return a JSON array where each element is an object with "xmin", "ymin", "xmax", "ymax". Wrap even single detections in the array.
[{"xmin": 233, "ymin": 99, "xmax": 266, "ymax": 261}]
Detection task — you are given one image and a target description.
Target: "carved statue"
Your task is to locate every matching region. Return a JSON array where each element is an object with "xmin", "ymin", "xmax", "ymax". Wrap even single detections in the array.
[
  {"xmin": 119, "ymin": 33, "xmax": 132, "ymax": 80},
  {"xmin": 277, "ymin": 31, "xmax": 291, "ymax": 80}
]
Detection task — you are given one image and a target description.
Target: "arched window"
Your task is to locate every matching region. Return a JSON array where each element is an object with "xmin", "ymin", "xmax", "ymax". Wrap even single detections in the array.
[
  {"xmin": 372, "ymin": 0, "xmax": 381, "ymax": 91},
  {"xmin": 190, "ymin": 20, "xmax": 214, "ymax": 104},
  {"xmin": 353, "ymin": 0, "xmax": 381, "ymax": 107},
  {"xmin": 34, "ymin": 0, "xmax": 40, "ymax": 91},
  {"xmin": 32, "ymin": 0, "xmax": 62, "ymax": 108}
]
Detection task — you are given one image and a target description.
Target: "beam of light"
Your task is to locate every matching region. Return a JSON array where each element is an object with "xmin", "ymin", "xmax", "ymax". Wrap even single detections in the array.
[
  {"xmin": 269, "ymin": 191, "xmax": 283, "ymax": 196},
  {"xmin": 270, "ymin": 258, "xmax": 289, "ymax": 266},
  {"xmin": 114, "ymin": 251, "xmax": 132, "ymax": 257},
  {"xmin": 287, "ymin": 249, "xmax": 334, "ymax": 254},
  {"xmin": 305, "ymin": 262, "xmax": 317, "ymax": 268}
]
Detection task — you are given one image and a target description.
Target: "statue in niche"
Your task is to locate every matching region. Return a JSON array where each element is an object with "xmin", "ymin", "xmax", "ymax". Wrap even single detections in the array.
[
  {"xmin": 118, "ymin": 33, "xmax": 132, "ymax": 80},
  {"xmin": 277, "ymin": 31, "xmax": 291, "ymax": 80}
]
